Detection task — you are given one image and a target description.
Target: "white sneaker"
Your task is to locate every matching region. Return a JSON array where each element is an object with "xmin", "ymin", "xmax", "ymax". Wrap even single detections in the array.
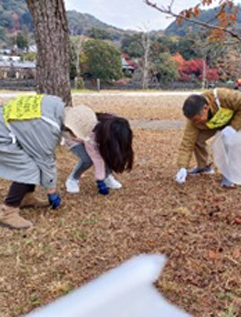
[
  {"xmin": 65, "ymin": 178, "xmax": 80, "ymax": 193},
  {"xmin": 105, "ymin": 175, "xmax": 122, "ymax": 189}
]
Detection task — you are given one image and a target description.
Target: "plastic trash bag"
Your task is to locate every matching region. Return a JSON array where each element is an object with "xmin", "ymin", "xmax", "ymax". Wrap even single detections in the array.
[
  {"xmin": 26, "ymin": 254, "xmax": 190, "ymax": 317},
  {"xmin": 212, "ymin": 131, "xmax": 241, "ymax": 184}
]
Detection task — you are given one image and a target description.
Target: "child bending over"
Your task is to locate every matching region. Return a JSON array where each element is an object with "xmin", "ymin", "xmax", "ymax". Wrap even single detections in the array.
[{"xmin": 64, "ymin": 112, "xmax": 134, "ymax": 195}]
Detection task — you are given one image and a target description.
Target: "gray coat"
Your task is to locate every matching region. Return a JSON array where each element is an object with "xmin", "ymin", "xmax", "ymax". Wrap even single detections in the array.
[{"xmin": 0, "ymin": 95, "xmax": 65, "ymax": 189}]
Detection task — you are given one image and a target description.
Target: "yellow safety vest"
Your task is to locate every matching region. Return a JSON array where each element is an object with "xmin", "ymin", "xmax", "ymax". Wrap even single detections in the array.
[
  {"xmin": 206, "ymin": 89, "xmax": 234, "ymax": 129},
  {"xmin": 3, "ymin": 95, "xmax": 43, "ymax": 124}
]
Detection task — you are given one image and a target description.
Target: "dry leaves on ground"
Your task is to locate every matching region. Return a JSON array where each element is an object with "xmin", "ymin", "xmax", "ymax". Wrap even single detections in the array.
[{"xmin": 0, "ymin": 94, "xmax": 241, "ymax": 317}]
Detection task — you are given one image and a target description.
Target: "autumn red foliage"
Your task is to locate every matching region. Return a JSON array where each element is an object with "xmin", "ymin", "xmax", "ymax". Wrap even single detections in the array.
[
  {"xmin": 179, "ymin": 60, "xmax": 203, "ymax": 79},
  {"xmin": 204, "ymin": 69, "xmax": 219, "ymax": 81},
  {"xmin": 174, "ymin": 54, "xmax": 219, "ymax": 82}
]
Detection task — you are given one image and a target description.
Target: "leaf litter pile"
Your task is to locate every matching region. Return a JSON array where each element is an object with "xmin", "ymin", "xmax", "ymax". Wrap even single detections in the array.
[{"xmin": 1, "ymin": 93, "xmax": 241, "ymax": 316}]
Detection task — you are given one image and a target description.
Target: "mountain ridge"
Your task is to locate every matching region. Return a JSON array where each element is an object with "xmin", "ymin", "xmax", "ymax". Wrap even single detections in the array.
[{"xmin": 165, "ymin": 4, "xmax": 241, "ymax": 36}]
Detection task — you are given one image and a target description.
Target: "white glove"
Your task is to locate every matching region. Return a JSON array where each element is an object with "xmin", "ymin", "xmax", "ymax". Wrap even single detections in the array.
[
  {"xmin": 60, "ymin": 137, "xmax": 65, "ymax": 146},
  {"xmin": 175, "ymin": 168, "xmax": 188, "ymax": 184},
  {"xmin": 221, "ymin": 126, "xmax": 236, "ymax": 143}
]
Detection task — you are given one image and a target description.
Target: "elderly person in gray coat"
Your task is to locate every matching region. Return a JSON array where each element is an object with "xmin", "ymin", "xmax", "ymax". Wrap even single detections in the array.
[{"xmin": 0, "ymin": 94, "xmax": 97, "ymax": 229}]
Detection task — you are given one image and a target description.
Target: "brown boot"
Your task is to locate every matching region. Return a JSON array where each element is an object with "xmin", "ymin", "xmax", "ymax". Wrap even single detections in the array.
[
  {"xmin": 0, "ymin": 204, "xmax": 32, "ymax": 229},
  {"xmin": 20, "ymin": 192, "xmax": 49, "ymax": 208}
]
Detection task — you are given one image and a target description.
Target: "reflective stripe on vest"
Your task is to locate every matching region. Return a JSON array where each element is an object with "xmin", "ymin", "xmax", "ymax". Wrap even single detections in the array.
[{"xmin": 41, "ymin": 116, "xmax": 60, "ymax": 132}]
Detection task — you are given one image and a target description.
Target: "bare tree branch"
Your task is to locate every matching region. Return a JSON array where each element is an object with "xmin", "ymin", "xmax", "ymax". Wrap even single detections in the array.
[
  {"xmin": 144, "ymin": 0, "xmax": 241, "ymax": 41},
  {"xmin": 168, "ymin": 0, "xmax": 175, "ymax": 11}
]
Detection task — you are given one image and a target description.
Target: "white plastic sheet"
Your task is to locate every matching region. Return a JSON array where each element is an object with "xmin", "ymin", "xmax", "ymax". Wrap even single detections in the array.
[
  {"xmin": 26, "ymin": 254, "xmax": 190, "ymax": 317},
  {"xmin": 212, "ymin": 131, "xmax": 241, "ymax": 184}
]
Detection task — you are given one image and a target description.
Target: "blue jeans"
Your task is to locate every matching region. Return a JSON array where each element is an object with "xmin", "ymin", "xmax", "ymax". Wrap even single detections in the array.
[{"xmin": 69, "ymin": 144, "xmax": 111, "ymax": 180}]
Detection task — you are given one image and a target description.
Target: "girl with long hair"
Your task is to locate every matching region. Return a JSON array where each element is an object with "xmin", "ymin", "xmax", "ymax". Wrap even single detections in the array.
[{"xmin": 64, "ymin": 113, "xmax": 134, "ymax": 195}]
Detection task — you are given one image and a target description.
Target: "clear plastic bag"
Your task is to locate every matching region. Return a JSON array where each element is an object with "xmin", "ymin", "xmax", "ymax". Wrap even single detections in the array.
[
  {"xmin": 212, "ymin": 131, "xmax": 241, "ymax": 184},
  {"xmin": 27, "ymin": 254, "xmax": 190, "ymax": 317}
]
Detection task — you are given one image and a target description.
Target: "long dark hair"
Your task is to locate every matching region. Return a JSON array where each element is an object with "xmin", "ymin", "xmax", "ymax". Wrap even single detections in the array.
[{"xmin": 94, "ymin": 113, "xmax": 134, "ymax": 173}]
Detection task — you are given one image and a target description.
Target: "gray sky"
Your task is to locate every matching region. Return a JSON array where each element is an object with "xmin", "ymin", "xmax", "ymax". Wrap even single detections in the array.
[{"xmin": 64, "ymin": 0, "xmax": 241, "ymax": 31}]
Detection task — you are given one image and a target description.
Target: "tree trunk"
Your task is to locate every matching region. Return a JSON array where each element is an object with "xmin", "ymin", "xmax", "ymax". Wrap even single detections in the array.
[
  {"xmin": 141, "ymin": 32, "xmax": 150, "ymax": 90},
  {"xmin": 202, "ymin": 57, "xmax": 206, "ymax": 90},
  {"xmin": 26, "ymin": 0, "xmax": 72, "ymax": 106}
]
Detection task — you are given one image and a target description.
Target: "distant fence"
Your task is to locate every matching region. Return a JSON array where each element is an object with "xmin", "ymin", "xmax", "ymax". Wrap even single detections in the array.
[
  {"xmin": 81, "ymin": 80, "xmax": 236, "ymax": 91},
  {"xmin": 0, "ymin": 78, "xmax": 236, "ymax": 91},
  {"xmin": 0, "ymin": 79, "xmax": 36, "ymax": 91},
  {"xmin": 82, "ymin": 80, "xmax": 201, "ymax": 91}
]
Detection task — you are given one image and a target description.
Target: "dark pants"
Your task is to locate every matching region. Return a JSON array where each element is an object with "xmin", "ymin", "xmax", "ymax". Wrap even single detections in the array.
[{"xmin": 4, "ymin": 182, "xmax": 35, "ymax": 207}]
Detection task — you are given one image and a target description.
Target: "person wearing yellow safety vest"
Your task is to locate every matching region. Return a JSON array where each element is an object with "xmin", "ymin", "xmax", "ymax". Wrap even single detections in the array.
[
  {"xmin": 175, "ymin": 88, "xmax": 241, "ymax": 187},
  {"xmin": 0, "ymin": 94, "xmax": 97, "ymax": 229}
]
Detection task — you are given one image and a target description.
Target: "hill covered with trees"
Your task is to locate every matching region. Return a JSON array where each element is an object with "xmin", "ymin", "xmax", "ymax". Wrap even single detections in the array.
[
  {"xmin": 3, "ymin": 1, "xmax": 241, "ymax": 42},
  {"xmin": 0, "ymin": 0, "xmax": 128, "ymax": 46},
  {"xmin": 0, "ymin": 0, "xmax": 33, "ymax": 41},
  {"xmin": 67, "ymin": 10, "xmax": 125, "ymax": 40}
]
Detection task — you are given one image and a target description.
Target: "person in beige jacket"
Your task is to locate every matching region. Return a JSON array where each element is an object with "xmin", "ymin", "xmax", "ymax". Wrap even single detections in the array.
[{"xmin": 175, "ymin": 88, "xmax": 241, "ymax": 187}]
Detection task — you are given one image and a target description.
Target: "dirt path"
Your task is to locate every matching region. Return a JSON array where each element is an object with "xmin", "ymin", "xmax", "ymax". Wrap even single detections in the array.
[
  {"xmin": 0, "ymin": 91, "xmax": 199, "ymax": 97},
  {"xmin": 73, "ymin": 91, "xmax": 200, "ymax": 97},
  {"xmin": 130, "ymin": 119, "xmax": 185, "ymax": 130}
]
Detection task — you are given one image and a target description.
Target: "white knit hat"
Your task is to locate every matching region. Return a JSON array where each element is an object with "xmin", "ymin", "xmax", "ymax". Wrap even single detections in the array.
[{"xmin": 64, "ymin": 105, "xmax": 98, "ymax": 141}]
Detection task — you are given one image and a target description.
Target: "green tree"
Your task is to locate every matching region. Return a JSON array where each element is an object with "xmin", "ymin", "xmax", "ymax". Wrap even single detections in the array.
[
  {"xmin": 69, "ymin": 41, "xmax": 77, "ymax": 80},
  {"xmin": 177, "ymin": 35, "xmax": 201, "ymax": 60},
  {"xmin": 81, "ymin": 39, "xmax": 122, "ymax": 82},
  {"xmin": 87, "ymin": 27, "xmax": 113, "ymax": 40},
  {"xmin": 151, "ymin": 35, "xmax": 178, "ymax": 54},
  {"xmin": 151, "ymin": 52, "xmax": 179, "ymax": 84},
  {"xmin": 121, "ymin": 33, "xmax": 144, "ymax": 58},
  {"xmin": 16, "ymin": 32, "xmax": 29, "ymax": 50}
]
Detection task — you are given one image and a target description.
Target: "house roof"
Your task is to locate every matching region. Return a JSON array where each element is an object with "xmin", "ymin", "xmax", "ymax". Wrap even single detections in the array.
[{"xmin": 121, "ymin": 53, "xmax": 138, "ymax": 70}]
